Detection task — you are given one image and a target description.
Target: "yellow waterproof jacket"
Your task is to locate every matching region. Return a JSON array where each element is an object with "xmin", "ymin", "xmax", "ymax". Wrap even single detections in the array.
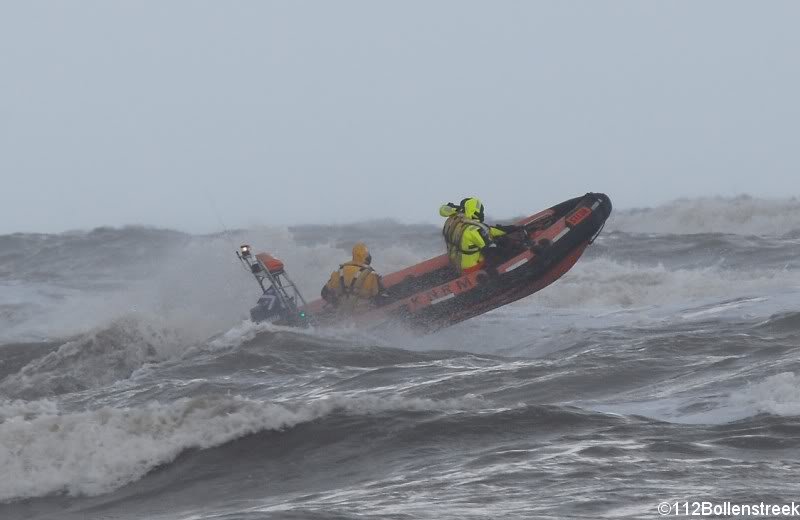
[
  {"xmin": 440, "ymin": 200, "xmax": 506, "ymax": 272},
  {"xmin": 321, "ymin": 243, "xmax": 383, "ymax": 312}
]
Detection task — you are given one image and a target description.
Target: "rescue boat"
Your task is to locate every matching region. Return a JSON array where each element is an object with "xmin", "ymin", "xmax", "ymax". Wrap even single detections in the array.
[{"xmin": 238, "ymin": 192, "xmax": 612, "ymax": 333}]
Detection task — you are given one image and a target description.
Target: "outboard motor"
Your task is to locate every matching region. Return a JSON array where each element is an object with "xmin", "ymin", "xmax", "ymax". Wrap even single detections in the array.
[{"xmin": 236, "ymin": 245, "xmax": 311, "ymax": 326}]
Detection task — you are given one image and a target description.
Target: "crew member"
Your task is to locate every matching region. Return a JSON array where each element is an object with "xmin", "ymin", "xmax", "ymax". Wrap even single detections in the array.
[
  {"xmin": 440, "ymin": 197, "xmax": 520, "ymax": 273},
  {"xmin": 321, "ymin": 242, "xmax": 385, "ymax": 312}
]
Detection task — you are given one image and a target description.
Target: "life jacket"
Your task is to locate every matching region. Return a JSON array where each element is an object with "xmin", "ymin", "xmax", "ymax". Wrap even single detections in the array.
[
  {"xmin": 326, "ymin": 261, "xmax": 380, "ymax": 311},
  {"xmin": 443, "ymin": 214, "xmax": 492, "ymax": 272}
]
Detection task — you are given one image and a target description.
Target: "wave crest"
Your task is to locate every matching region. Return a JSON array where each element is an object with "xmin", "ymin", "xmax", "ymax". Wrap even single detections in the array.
[
  {"xmin": 609, "ymin": 195, "xmax": 800, "ymax": 235},
  {"xmin": 0, "ymin": 393, "xmax": 480, "ymax": 502}
]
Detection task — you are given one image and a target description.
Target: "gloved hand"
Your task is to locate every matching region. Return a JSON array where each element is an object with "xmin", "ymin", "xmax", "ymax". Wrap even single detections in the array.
[{"xmin": 494, "ymin": 224, "xmax": 522, "ymax": 233}]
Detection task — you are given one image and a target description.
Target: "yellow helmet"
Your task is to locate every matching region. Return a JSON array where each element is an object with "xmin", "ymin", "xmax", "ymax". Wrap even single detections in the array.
[
  {"xmin": 352, "ymin": 242, "xmax": 372, "ymax": 264},
  {"xmin": 463, "ymin": 198, "xmax": 485, "ymax": 222}
]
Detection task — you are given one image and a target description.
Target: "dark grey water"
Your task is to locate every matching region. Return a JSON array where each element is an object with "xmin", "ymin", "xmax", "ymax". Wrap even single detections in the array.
[{"xmin": 2, "ymin": 198, "xmax": 800, "ymax": 519}]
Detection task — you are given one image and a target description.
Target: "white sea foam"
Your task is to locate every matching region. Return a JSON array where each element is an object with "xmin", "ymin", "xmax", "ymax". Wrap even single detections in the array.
[
  {"xmin": 728, "ymin": 372, "xmax": 800, "ymax": 417},
  {"xmin": 595, "ymin": 372, "xmax": 800, "ymax": 425},
  {"xmin": 0, "ymin": 317, "xmax": 183, "ymax": 399},
  {"xmin": 535, "ymin": 257, "xmax": 799, "ymax": 310},
  {"xmin": 609, "ymin": 195, "xmax": 800, "ymax": 236},
  {"xmin": 673, "ymin": 372, "xmax": 800, "ymax": 423},
  {"xmin": 0, "ymin": 393, "xmax": 479, "ymax": 502}
]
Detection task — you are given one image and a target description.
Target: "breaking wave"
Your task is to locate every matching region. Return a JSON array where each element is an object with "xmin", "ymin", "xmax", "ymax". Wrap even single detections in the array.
[
  {"xmin": 729, "ymin": 372, "xmax": 800, "ymax": 418},
  {"xmin": 609, "ymin": 195, "xmax": 800, "ymax": 235},
  {"xmin": 0, "ymin": 318, "xmax": 182, "ymax": 400},
  {"xmin": 537, "ymin": 257, "xmax": 798, "ymax": 309},
  {"xmin": 0, "ymin": 393, "xmax": 481, "ymax": 502}
]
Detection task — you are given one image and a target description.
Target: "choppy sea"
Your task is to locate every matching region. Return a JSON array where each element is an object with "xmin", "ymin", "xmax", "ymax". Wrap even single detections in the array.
[{"xmin": 2, "ymin": 195, "xmax": 800, "ymax": 519}]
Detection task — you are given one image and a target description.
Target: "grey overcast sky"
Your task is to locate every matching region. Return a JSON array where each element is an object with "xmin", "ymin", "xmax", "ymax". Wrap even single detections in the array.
[{"xmin": 1, "ymin": 1, "xmax": 798, "ymax": 234}]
